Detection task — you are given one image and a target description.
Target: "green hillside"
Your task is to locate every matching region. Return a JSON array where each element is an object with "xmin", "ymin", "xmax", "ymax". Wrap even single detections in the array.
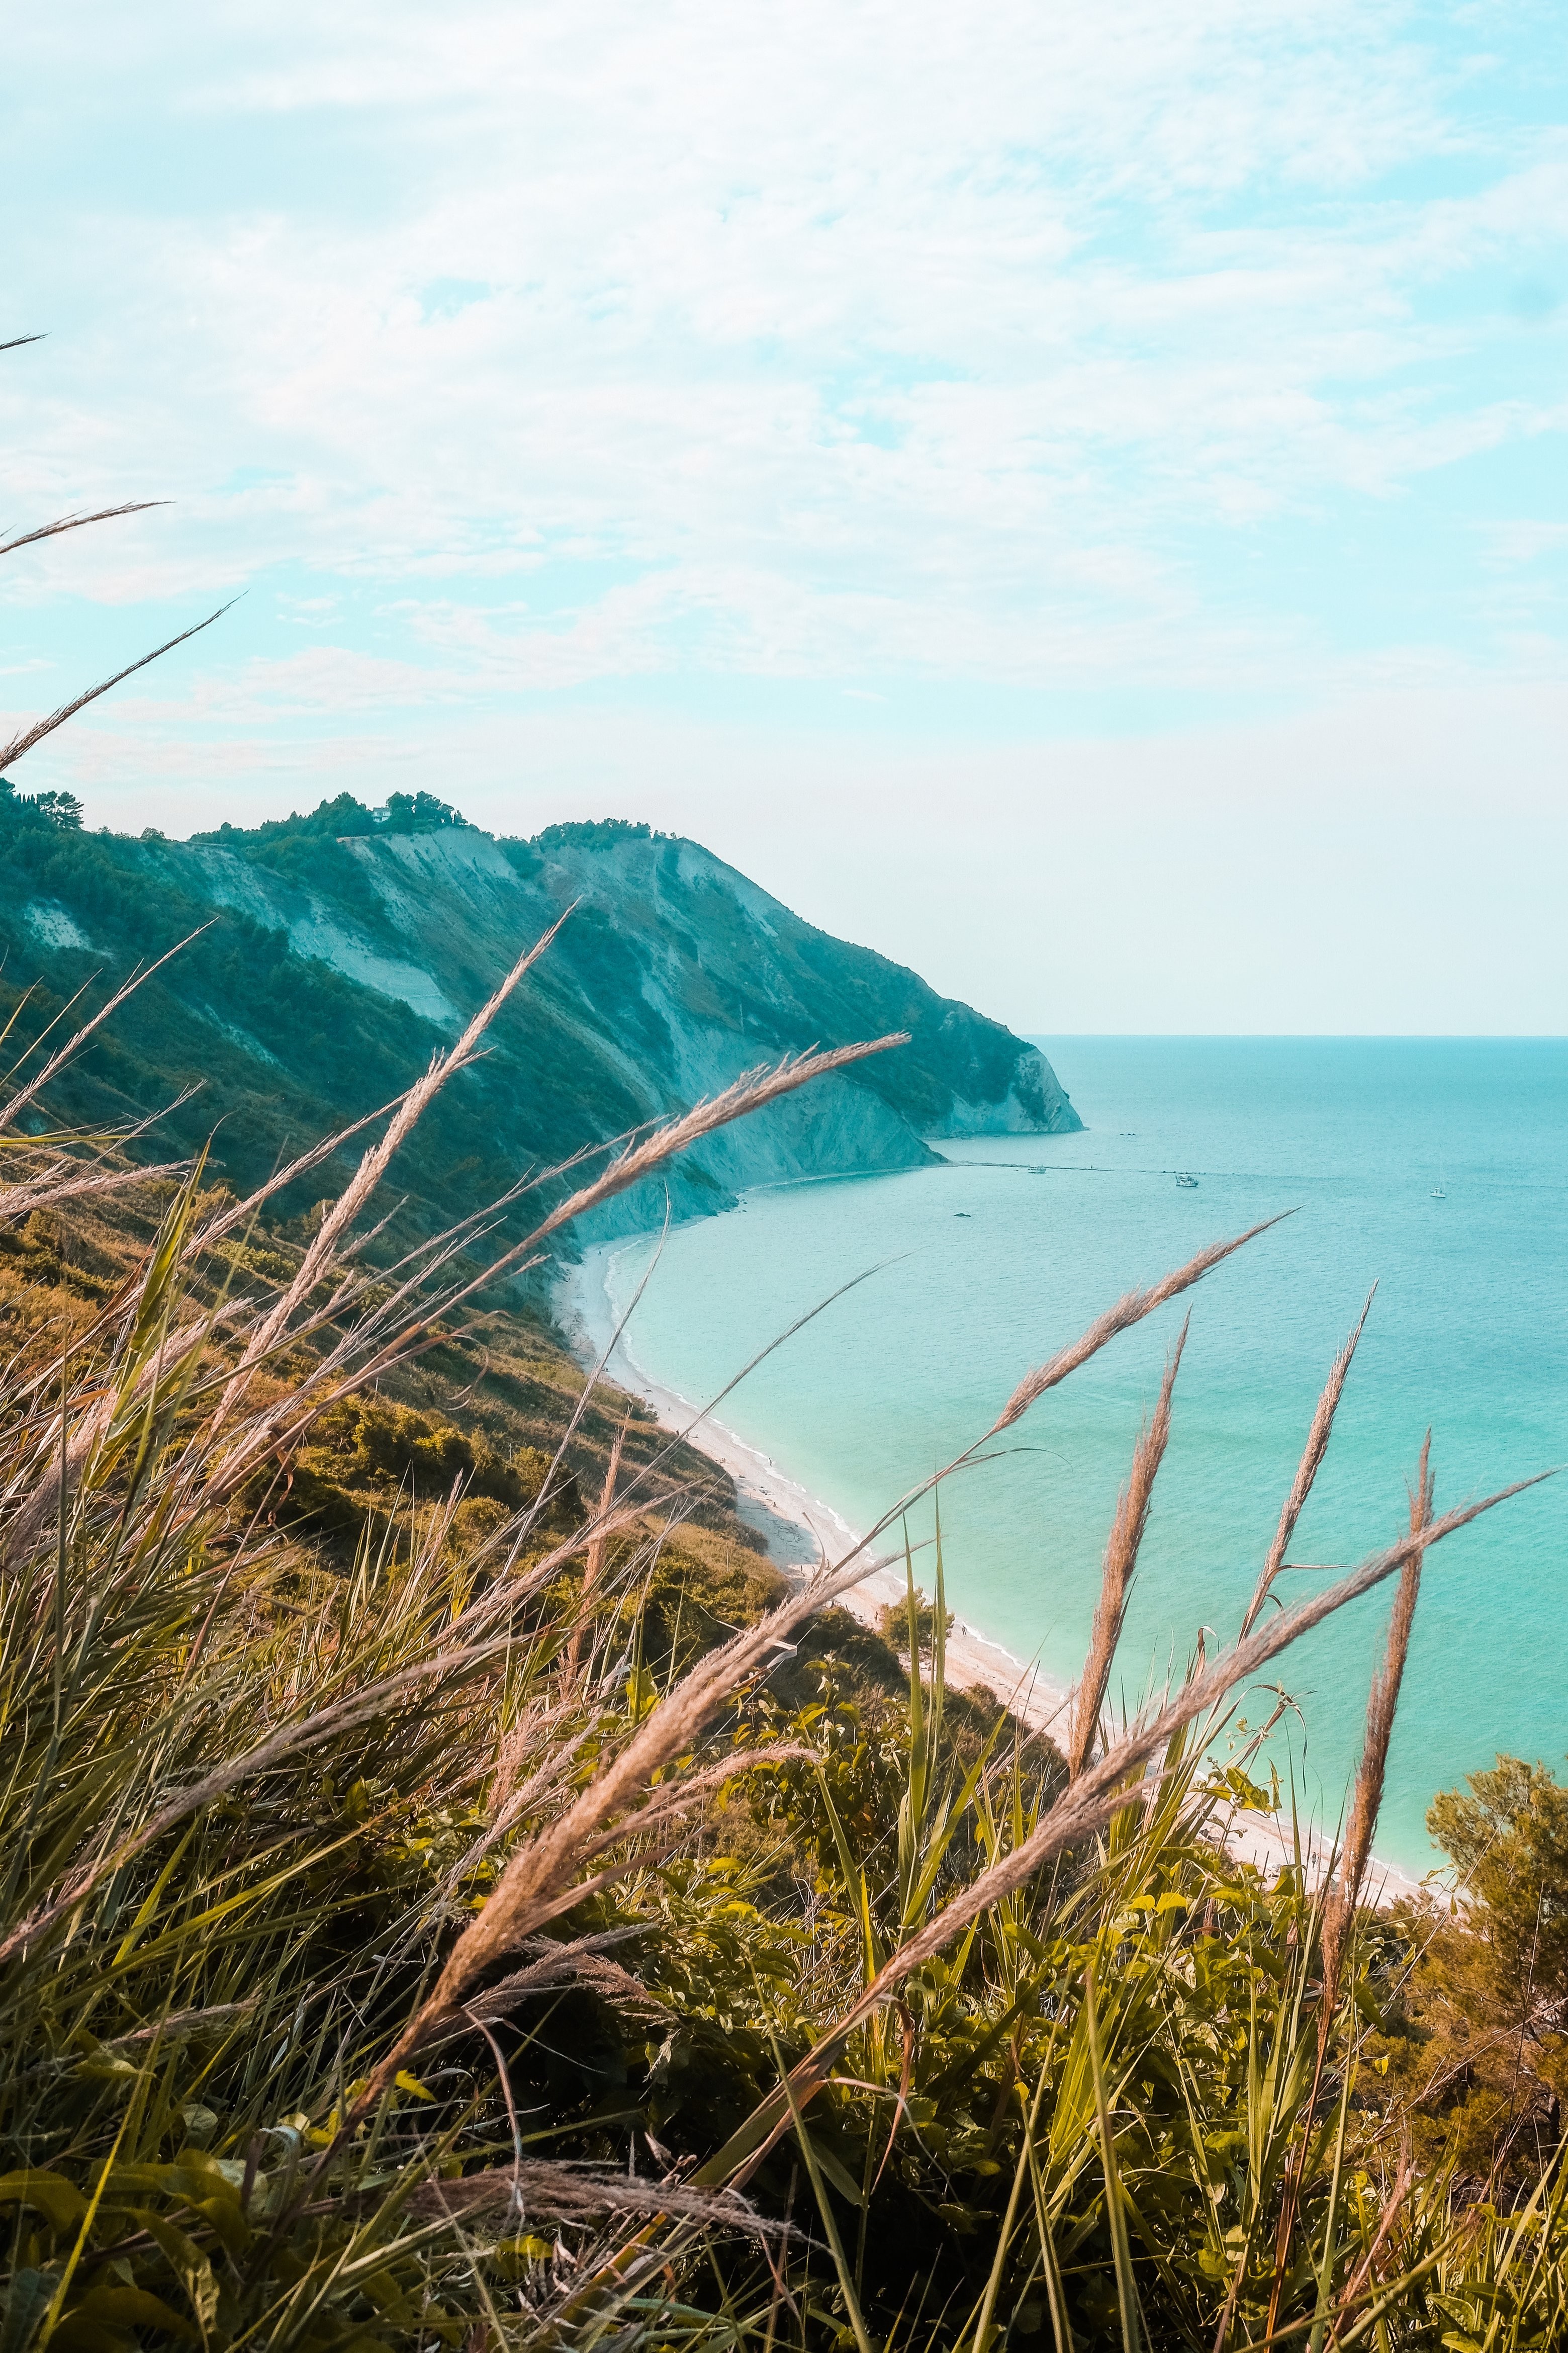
[{"xmin": 0, "ymin": 783, "xmax": 1079, "ymax": 1259}]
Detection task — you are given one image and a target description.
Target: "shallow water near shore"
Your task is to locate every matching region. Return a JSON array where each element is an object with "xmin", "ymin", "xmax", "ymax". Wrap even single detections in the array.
[{"xmin": 588, "ymin": 1037, "xmax": 1568, "ymax": 1873}]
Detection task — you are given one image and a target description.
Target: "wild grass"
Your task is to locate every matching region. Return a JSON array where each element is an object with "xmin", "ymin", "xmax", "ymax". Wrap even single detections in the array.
[
  {"xmin": 7, "ymin": 397, "xmax": 1568, "ymax": 2352},
  {"xmin": 1, "ymin": 914, "xmax": 1564, "ymax": 2351},
  {"xmin": 0, "ymin": 438, "xmax": 1560, "ymax": 2334}
]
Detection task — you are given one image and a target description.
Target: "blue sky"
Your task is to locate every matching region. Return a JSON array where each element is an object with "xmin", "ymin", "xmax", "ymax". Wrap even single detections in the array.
[{"xmin": 4, "ymin": 0, "xmax": 1566, "ymax": 1030}]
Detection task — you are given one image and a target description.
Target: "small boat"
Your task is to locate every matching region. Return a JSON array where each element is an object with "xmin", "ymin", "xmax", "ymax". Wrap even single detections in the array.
[
  {"xmin": 1175, "ymin": 1172, "xmax": 1200, "ymax": 1189},
  {"xmin": 1430, "ymin": 1185, "xmax": 1446, "ymax": 1200}
]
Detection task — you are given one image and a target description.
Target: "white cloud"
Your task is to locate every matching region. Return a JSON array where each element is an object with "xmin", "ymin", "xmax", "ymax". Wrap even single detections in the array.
[{"xmin": 3, "ymin": 0, "xmax": 1565, "ymax": 1023}]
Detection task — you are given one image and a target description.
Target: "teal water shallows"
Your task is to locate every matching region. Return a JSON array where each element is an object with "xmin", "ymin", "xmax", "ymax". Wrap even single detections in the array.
[{"xmin": 600, "ymin": 1038, "xmax": 1568, "ymax": 1871}]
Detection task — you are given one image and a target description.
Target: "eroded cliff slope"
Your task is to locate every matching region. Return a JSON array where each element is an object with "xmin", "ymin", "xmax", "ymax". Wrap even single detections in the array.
[{"xmin": 0, "ymin": 798, "xmax": 1079, "ymax": 1250}]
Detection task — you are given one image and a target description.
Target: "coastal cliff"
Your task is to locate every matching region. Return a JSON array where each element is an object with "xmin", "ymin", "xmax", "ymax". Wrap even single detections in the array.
[{"xmin": 0, "ymin": 795, "xmax": 1078, "ymax": 1251}]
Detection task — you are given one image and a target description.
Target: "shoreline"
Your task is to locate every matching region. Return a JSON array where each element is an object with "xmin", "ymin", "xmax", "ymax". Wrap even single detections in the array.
[
  {"xmin": 558, "ymin": 1239, "xmax": 1069, "ymax": 1724},
  {"xmin": 556, "ymin": 1232, "xmax": 1426, "ymax": 1906}
]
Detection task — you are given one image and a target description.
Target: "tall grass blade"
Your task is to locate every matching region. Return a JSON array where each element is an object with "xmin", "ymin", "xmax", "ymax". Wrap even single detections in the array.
[{"xmin": 1067, "ymin": 1320, "xmax": 1186, "ymax": 1778}]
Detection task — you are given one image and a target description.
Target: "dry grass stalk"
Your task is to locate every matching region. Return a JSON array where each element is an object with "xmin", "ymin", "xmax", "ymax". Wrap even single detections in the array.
[
  {"xmin": 489, "ymin": 1705, "xmax": 556, "ymax": 1823},
  {"xmin": 986, "ymin": 1214, "xmax": 1292, "ymax": 1436},
  {"xmin": 432, "ymin": 1035, "xmax": 911, "ymax": 1317},
  {"xmin": 708, "ymin": 1466, "xmax": 1545, "ymax": 2190},
  {"xmin": 1067, "ymin": 1320, "xmax": 1187, "ymax": 1779},
  {"xmin": 0, "ymin": 1292, "xmax": 251, "ymax": 1571},
  {"xmin": 204, "ymin": 1039, "xmax": 908, "ymax": 1503},
  {"xmin": 805, "ymin": 1219, "xmax": 1284, "ymax": 1601},
  {"xmin": 347, "ymin": 1550, "xmax": 890, "ymax": 2116},
  {"xmin": 192, "ymin": 1091, "xmax": 416, "ymax": 1248},
  {"xmin": 0, "ymin": 1157, "xmax": 188, "ymax": 1222},
  {"xmin": 563, "ymin": 1418, "xmax": 626, "ymax": 1692},
  {"xmin": 215, "ymin": 911, "xmax": 574, "ymax": 1424},
  {"xmin": 408, "ymin": 2161, "xmax": 780, "ymax": 2236},
  {"xmin": 1320, "ymin": 1435, "xmax": 1434, "ymax": 2026},
  {"xmin": 1239, "ymin": 1285, "xmax": 1376, "ymax": 1640},
  {"xmin": 0, "ymin": 1501, "xmax": 640, "ymax": 1965},
  {"xmin": 0, "ymin": 500, "xmax": 166, "ymax": 559},
  {"xmin": 0, "ymin": 603, "xmax": 235, "ymax": 773},
  {"xmin": 0, "ymin": 928, "xmax": 211, "ymax": 1139},
  {"xmin": 567, "ymin": 1742, "xmax": 813, "ymax": 1872}
]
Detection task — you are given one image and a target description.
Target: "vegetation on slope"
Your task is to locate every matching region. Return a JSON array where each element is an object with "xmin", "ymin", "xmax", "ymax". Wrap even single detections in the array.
[
  {"xmin": 4, "ymin": 931, "xmax": 1567, "ymax": 2353},
  {"xmin": 0, "ymin": 782, "xmax": 651, "ymax": 1244},
  {"xmin": 3, "ymin": 434, "xmax": 1563, "ymax": 2353},
  {"xmin": 0, "ymin": 779, "xmax": 1077, "ymax": 1277}
]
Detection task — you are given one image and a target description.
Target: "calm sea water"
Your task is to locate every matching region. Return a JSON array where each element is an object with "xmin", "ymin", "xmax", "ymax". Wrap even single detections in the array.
[{"xmin": 600, "ymin": 1039, "xmax": 1568, "ymax": 1871}]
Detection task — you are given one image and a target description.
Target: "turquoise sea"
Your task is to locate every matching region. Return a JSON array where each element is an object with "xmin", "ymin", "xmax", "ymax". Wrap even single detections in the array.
[{"xmin": 598, "ymin": 1039, "xmax": 1568, "ymax": 1873}]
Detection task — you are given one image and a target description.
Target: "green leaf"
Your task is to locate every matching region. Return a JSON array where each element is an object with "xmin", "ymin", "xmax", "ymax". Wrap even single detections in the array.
[
  {"xmin": 55, "ymin": 2287, "xmax": 197, "ymax": 2348},
  {"xmin": 1, "ymin": 2271, "xmax": 56, "ymax": 2353},
  {"xmin": 125, "ymin": 2211, "xmax": 220, "ymax": 2336},
  {"xmin": 0, "ymin": 2176, "xmax": 86, "ymax": 2234}
]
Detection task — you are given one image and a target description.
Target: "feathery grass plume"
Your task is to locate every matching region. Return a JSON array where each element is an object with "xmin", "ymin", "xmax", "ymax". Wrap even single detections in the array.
[
  {"xmin": 1067, "ymin": 1318, "xmax": 1187, "ymax": 1779},
  {"xmin": 343, "ymin": 1547, "xmax": 892, "ymax": 2117},
  {"xmin": 745, "ymin": 1215, "xmax": 1285, "ymax": 1619},
  {"xmin": 1239, "ymin": 1283, "xmax": 1376, "ymax": 1640},
  {"xmin": 213, "ymin": 909, "xmax": 574, "ymax": 1418},
  {"xmin": 0, "ymin": 927, "xmax": 212, "ymax": 1138},
  {"xmin": 702, "ymin": 1468, "xmax": 1546, "ymax": 2191},
  {"xmin": 407, "ymin": 2162, "xmax": 783, "ymax": 2235},
  {"xmin": 0, "ymin": 363, "xmax": 229, "ymax": 769},
  {"xmin": 0, "ymin": 603, "xmax": 237, "ymax": 773},
  {"xmin": 987, "ymin": 1212, "xmax": 1293, "ymax": 1435},
  {"xmin": 0, "ymin": 1157, "xmax": 188, "ymax": 1222},
  {"xmin": 203, "ymin": 1036, "xmax": 909, "ymax": 1505},
  {"xmin": 191, "ymin": 1088, "xmax": 421, "ymax": 1247},
  {"xmin": 1321, "ymin": 1434, "xmax": 1434, "ymax": 2026},
  {"xmin": 433, "ymin": 1033, "xmax": 913, "ymax": 1310},
  {"xmin": 563, "ymin": 1416, "xmax": 626, "ymax": 1692},
  {"xmin": 0, "ymin": 500, "xmax": 166, "ymax": 559}
]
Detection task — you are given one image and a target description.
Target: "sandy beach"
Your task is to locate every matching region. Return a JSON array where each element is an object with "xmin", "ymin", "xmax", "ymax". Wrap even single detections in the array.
[{"xmin": 558, "ymin": 1236, "xmax": 1426, "ymax": 1906}]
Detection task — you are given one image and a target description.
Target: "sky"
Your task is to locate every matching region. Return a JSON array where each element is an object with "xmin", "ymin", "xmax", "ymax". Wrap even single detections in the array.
[{"xmin": 3, "ymin": 0, "xmax": 1566, "ymax": 1032}]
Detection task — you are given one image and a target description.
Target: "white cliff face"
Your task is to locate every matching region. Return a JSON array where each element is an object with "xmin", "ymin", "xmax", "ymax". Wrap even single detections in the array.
[
  {"xmin": 179, "ymin": 845, "xmax": 458, "ymax": 1026},
  {"xmin": 940, "ymin": 1065, "xmax": 1076, "ymax": 1137},
  {"xmin": 23, "ymin": 900, "xmax": 93, "ymax": 951}
]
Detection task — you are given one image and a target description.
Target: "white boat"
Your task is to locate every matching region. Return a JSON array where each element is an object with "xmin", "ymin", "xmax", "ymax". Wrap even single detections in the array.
[
  {"xmin": 1175, "ymin": 1172, "xmax": 1200, "ymax": 1189},
  {"xmin": 1431, "ymin": 1184, "xmax": 1446, "ymax": 1200}
]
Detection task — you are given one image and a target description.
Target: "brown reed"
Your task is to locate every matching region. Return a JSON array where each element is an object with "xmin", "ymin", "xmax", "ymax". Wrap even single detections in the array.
[
  {"xmin": 1067, "ymin": 1319, "xmax": 1187, "ymax": 1779},
  {"xmin": 214, "ymin": 910, "xmax": 574, "ymax": 1424},
  {"xmin": 1239, "ymin": 1284, "xmax": 1376, "ymax": 1640},
  {"xmin": 986, "ymin": 1213, "xmax": 1293, "ymax": 1435},
  {"xmin": 0, "ymin": 604, "xmax": 236, "ymax": 774},
  {"xmin": 703, "ymin": 1464, "xmax": 1546, "ymax": 2191},
  {"xmin": 1321, "ymin": 1433, "xmax": 1434, "ymax": 2024}
]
